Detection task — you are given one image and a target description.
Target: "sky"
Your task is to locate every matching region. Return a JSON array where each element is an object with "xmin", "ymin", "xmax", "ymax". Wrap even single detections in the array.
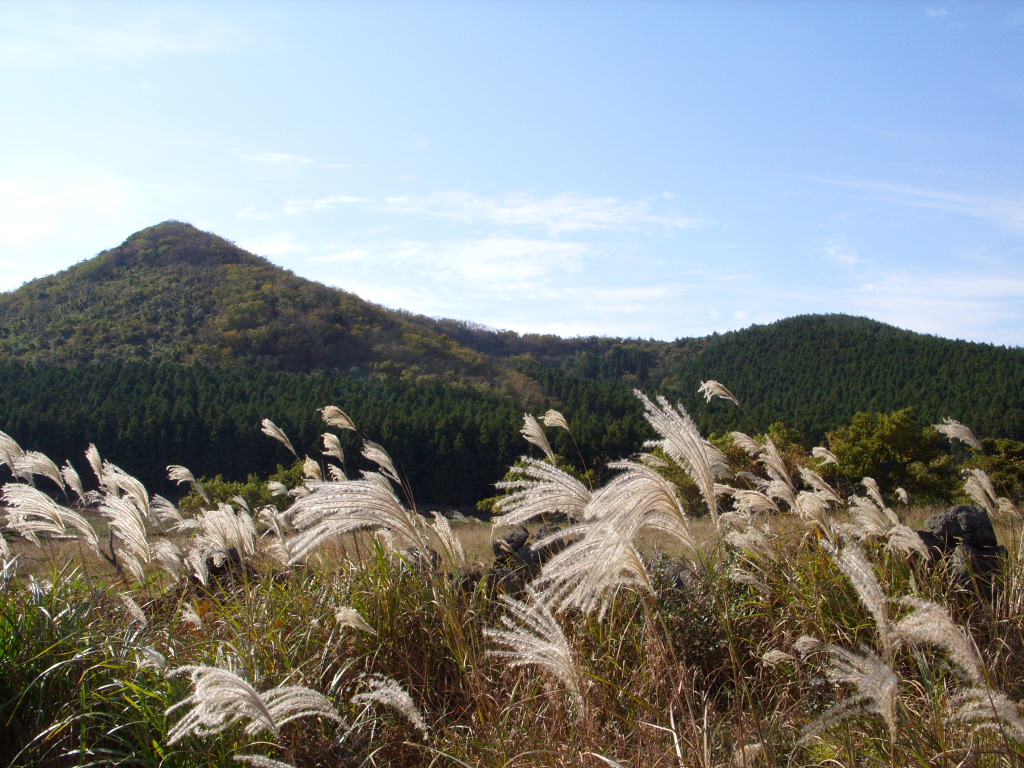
[{"xmin": 1, "ymin": 1, "xmax": 1023, "ymax": 346}]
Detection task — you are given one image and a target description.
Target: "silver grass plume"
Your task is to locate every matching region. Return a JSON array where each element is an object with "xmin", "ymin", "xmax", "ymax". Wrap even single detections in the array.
[
  {"xmin": 861, "ymin": 477, "xmax": 886, "ymax": 511},
  {"xmin": 322, "ymin": 433, "xmax": 344, "ymax": 463},
  {"xmin": 812, "ymin": 446, "xmax": 839, "ymax": 465},
  {"xmin": 0, "ymin": 430, "xmax": 23, "ymax": 470},
  {"xmin": 801, "ymin": 644, "xmax": 899, "ymax": 743},
  {"xmin": 893, "ymin": 597, "xmax": 984, "ymax": 685},
  {"xmin": 302, "ymin": 457, "xmax": 322, "ymax": 481},
  {"xmin": 152, "ymin": 538, "xmax": 184, "ymax": 582},
  {"xmin": 101, "ymin": 494, "xmax": 151, "ymax": 582},
  {"xmin": 335, "ymin": 607, "xmax": 375, "ymax": 635},
  {"xmin": 486, "ymin": 587, "xmax": 584, "ymax": 714},
  {"xmin": 352, "ymin": 674, "xmax": 429, "ymax": 738},
  {"xmin": 847, "ymin": 495, "xmax": 928, "ymax": 558},
  {"xmin": 542, "ymin": 409, "xmax": 570, "ymax": 431},
  {"xmin": 948, "ymin": 688, "xmax": 1024, "ymax": 742},
  {"xmin": 320, "ymin": 405, "xmax": 356, "ymax": 431},
  {"xmin": 180, "ymin": 602, "xmax": 204, "ymax": 630},
  {"xmin": 2, "ymin": 483, "xmax": 99, "ymax": 553},
  {"xmin": 492, "ymin": 457, "xmax": 592, "ymax": 527},
  {"xmin": 261, "ymin": 419, "xmax": 297, "ymax": 457},
  {"xmin": 828, "ymin": 541, "xmax": 892, "ymax": 655},
  {"xmin": 639, "ymin": 391, "xmax": 728, "ymax": 520},
  {"xmin": 430, "ymin": 512, "xmax": 466, "ymax": 566},
  {"xmin": 12, "ymin": 450, "xmax": 65, "ymax": 491},
  {"xmin": 521, "ymin": 414, "xmax": 556, "ymax": 464},
  {"xmin": 168, "ymin": 464, "xmax": 210, "ymax": 504},
  {"xmin": 187, "ymin": 504, "xmax": 257, "ymax": 577},
  {"xmin": 86, "ymin": 444, "xmax": 109, "ymax": 492},
  {"xmin": 104, "ymin": 462, "xmax": 151, "ymax": 518},
  {"xmin": 166, "ymin": 665, "xmax": 343, "ymax": 744},
  {"xmin": 698, "ymin": 379, "xmax": 739, "ymax": 406},
  {"xmin": 281, "ymin": 475, "xmax": 431, "ymax": 565},
  {"xmin": 361, "ymin": 440, "xmax": 401, "ymax": 485},
  {"xmin": 234, "ymin": 755, "xmax": 299, "ymax": 768},
  {"xmin": 60, "ymin": 462, "xmax": 86, "ymax": 503},
  {"xmin": 964, "ymin": 468, "xmax": 1001, "ymax": 518},
  {"xmin": 934, "ymin": 418, "xmax": 982, "ymax": 451},
  {"xmin": 535, "ymin": 460, "xmax": 697, "ymax": 616},
  {"xmin": 120, "ymin": 593, "xmax": 148, "ymax": 627}
]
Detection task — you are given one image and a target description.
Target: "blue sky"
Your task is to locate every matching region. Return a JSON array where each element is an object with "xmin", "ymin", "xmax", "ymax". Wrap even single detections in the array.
[{"xmin": 2, "ymin": 1, "xmax": 1023, "ymax": 345}]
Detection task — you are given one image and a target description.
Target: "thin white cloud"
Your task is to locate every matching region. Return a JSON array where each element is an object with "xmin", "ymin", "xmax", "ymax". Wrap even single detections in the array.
[
  {"xmin": 818, "ymin": 178, "xmax": 1024, "ymax": 233},
  {"xmin": 240, "ymin": 152, "xmax": 313, "ymax": 166},
  {"xmin": 852, "ymin": 271, "xmax": 1024, "ymax": 344},
  {"xmin": 0, "ymin": 4, "xmax": 246, "ymax": 67},
  {"xmin": 238, "ymin": 232, "xmax": 308, "ymax": 257},
  {"xmin": 822, "ymin": 234, "xmax": 863, "ymax": 265},
  {"xmin": 383, "ymin": 191, "xmax": 699, "ymax": 235},
  {"xmin": 284, "ymin": 195, "xmax": 368, "ymax": 215}
]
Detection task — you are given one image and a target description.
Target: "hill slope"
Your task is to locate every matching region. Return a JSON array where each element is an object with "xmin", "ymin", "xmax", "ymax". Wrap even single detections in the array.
[
  {"xmin": 2, "ymin": 221, "xmax": 1024, "ymax": 504},
  {"xmin": 0, "ymin": 221, "xmax": 492, "ymax": 379}
]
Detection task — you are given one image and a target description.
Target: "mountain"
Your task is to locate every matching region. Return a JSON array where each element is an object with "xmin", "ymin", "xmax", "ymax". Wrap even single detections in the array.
[
  {"xmin": 0, "ymin": 221, "xmax": 493, "ymax": 380},
  {"xmin": 1, "ymin": 221, "xmax": 1023, "ymax": 504}
]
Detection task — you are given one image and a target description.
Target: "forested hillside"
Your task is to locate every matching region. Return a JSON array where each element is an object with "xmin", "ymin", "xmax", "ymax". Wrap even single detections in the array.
[{"xmin": 1, "ymin": 221, "xmax": 1022, "ymax": 505}]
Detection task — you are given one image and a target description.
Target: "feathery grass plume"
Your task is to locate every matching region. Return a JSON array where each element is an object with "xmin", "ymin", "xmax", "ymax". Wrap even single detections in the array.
[
  {"xmin": 893, "ymin": 597, "xmax": 984, "ymax": 685},
  {"xmin": 827, "ymin": 540, "xmax": 892, "ymax": 653},
  {"xmin": 322, "ymin": 432, "xmax": 344, "ymax": 463},
  {"xmin": 861, "ymin": 477, "xmax": 886, "ymax": 511},
  {"xmin": 895, "ymin": 486, "xmax": 909, "ymax": 505},
  {"xmin": 282, "ymin": 475, "xmax": 431, "ymax": 565},
  {"xmin": 85, "ymin": 443, "xmax": 111, "ymax": 492},
  {"xmin": 361, "ymin": 440, "xmax": 401, "ymax": 485},
  {"xmin": 492, "ymin": 457, "xmax": 592, "ymax": 527},
  {"xmin": 794, "ymin": 635, "xmax": 825, "ymax": 657},
  {"xmin": 12, "ymin": 450, "xmax": 65, "ymax": 491},
  {"xmin": 151, "ymin": 493, "xmax": 196, "ymax": 533},
  {"xmin": 180, "ymin": 602, "xmax": 204, "ymax": 630},
  {"xmin": 722, "ymin": 488, "xmax": 778, "ymax": 516},
  {"xmin": 100, "ymin": 493, "xmax": 152, "ymax": 581},
  {"xmin": 152, "ymin": 538, "xmax": 184, "ymax": 582},
  {"xmin": 136, "ymin": 646, "xmax": 168, "ymax": 672},
  {"xmin": 542, "ymin": 409, "xmax": 571, "ymax": 431},
  {"xmin": 934, "ymin": 418, "xmax": 982, "ymax": 451},
  {"xmin": 2, "ymin": 483, "xmax": 99, "ymax": 553},
  {"xmin": 105, "ymin": 462, "xmax": 151, "ymax": 517},
  {"xmin": 812, "ymin": 446, "xmax": 839, "ymax": 465},
  {"xmin": 698, "ymin": 379, "xmax": 740, "ymax": 406},
  {"xmin": 166, "ymin": 665, "xmax": 343, "ymax": 745},
  {"xmin": 60, "ymin": 461, "xmax": 86, "ymax": 503},
  {"xmin": 261, "ymin": 419, "xmax": 297, "ymax": 457},
  {"xmin": 430, "ymin": 512, "xmax": 466, "ymax": 566},
  {"xmin": 964, "ymin": 467, "xmax": 1000, "ymax": 517},
  {"xmin": 847, "ymin": 495, "xmax": 929, "ymax": 558},
  {"xmin": 638, "ymin": 391, "xmax": 728, "ymax": 520},
  {"xmin": 234, "ymin": 755, "xmax": 299, "ymax": 768},
  {"xmin": 302, "ymin": 457, "xmax": 322, "ymax": 481},
  {"xmin": 335, "ymin": 607, "xmax": 375, "ymax": 635},
  {"xmin": 189, "ymin": 504, "xmax": 257, "ymax": 571},
  {"xmin": 0, "ymin": 430, "xmax": 24, "ymax": 470},
  {"xmin": 521, "ymin": 413, "xmax": 556, "ymax": 464},
  {"xmin": 801, "ymin": 644, "xmax": 899, "ymax": 743},
  {"xmin": 120, "ymin": 593, "xmax": 148, "ymax": 627},
  {"xmin": 352, "ymin": 674, "xmax": 429, "ymax": 738},
  {"xmin": 320, "ymin": 405, "xmax": 356, "ymax": 431},
  {"xmin": 168, "ymin": 464, "xmax": 210, "ymax": 504},
  {"xmin": 723, "ymin": 511, "xmax": 778, "ymax": 562},
  {"xmin": 486, "ymin": 587, "xmax": 584, "ymax": 714},
  {"xmin": 536, "ymin": 461, "xmax": 698, "ymax": 615},
  {"xmin": 948, "ymin": 687, "xmax": 1024, "ymax": 742}
]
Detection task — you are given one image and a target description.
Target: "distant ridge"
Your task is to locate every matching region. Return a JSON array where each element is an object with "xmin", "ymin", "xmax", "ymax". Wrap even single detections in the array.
[{"xmin": 1, "ymin": 221, "xmax": 1023, "ymax": 504}]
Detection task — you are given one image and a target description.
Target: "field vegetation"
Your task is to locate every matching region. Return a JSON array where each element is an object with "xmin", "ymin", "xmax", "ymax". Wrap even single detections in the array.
[{"xmin": 1, "ymin": 383, "xmax": 1023, "ymax": 767}]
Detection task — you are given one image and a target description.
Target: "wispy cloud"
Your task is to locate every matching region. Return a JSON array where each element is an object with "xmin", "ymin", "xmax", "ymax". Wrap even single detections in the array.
[
  {"xmin": 822, "ymin": 234, "xmax": 863, "ymax": 265},
  {"xmin": 0, "ymin": 5, "xmax": 246, "ymax": 67},
  {"xmin": 382, "ymin": 191, "xmax": 699, "ymax": 235},
  {"xmin": 240, "ymin": 152, "xmax": 313, "ymax": 166},
  {"xmin": 818, "ymin": 178, "xmax": 1024, "ymax": 233},
  {"xmin": 284, "ymin": 195, "xmax": 368, "ymax": 215},
  {"xmin": 237, "ymin": 232, "xmax": 308, "ymax": 257},
  {"xmin": 851, "ymin": 271, "xmax": 1024, "ymax": 344}
]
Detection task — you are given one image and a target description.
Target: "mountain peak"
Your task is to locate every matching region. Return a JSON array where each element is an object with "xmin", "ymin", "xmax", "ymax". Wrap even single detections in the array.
[{"xmin": 107, "ymin": 220, "xmax": 265, "ymax": 271}]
